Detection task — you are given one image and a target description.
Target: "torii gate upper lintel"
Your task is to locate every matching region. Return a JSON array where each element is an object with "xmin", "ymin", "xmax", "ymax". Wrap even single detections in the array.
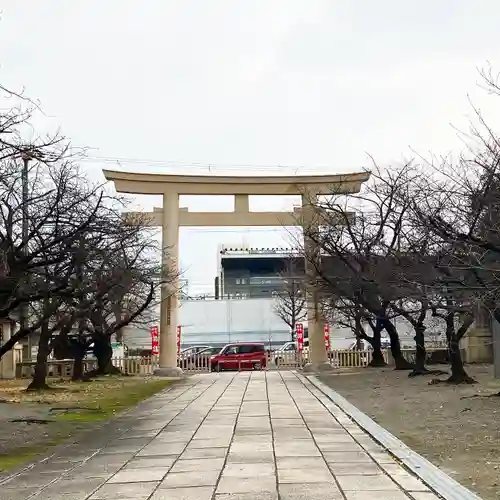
[{"xmin": 102, "ymin": 169, "xmax": 370, "ymax": 377}]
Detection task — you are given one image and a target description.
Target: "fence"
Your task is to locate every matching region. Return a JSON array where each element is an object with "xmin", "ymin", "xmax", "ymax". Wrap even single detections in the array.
[
  {"xmin": 15, "ymin": 348, "xmax": 457, "ymax": 379},
  {"xmin": 16, "ymin": 357, "xmax": 158, "ymax": 379}
]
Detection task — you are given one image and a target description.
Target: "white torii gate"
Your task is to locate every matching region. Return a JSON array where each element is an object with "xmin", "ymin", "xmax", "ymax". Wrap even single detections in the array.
[{"xmin": 103, "ymin": 170, "xmax": 369, "ymax": 376}]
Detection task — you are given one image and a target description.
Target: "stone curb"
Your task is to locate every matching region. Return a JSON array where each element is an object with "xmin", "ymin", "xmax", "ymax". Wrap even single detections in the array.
[{"xmin": 305, "ymin": 374, "xmax": 483, "ymax": 500}]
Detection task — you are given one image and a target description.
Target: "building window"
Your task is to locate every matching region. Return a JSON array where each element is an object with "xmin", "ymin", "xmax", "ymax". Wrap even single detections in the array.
[
  {"xmin": 241, "ymin": 278, "xmax": 246, "ymax": 284},
  {"xmin": 236, "ymin": 278, "xmax": 241, "ymax": 284}
]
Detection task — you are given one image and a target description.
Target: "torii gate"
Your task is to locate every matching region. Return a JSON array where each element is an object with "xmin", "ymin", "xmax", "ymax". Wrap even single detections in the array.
[{"xmin": 102, "ymin": 170, "xmax": 369, "ymax": 376}]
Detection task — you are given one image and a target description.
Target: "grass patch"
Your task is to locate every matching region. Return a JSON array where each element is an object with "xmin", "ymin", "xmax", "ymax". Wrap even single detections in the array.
[
  {"xmin": 0, "ymin": 436, "xmax": 68, "ymax": 472},
  {"xmin": 55, "ymin": 379, "xmax": 172, "ymax": 422},
  {"xmin": 0, "ymin": 377, "xmax": 172, "ymax": 473}
]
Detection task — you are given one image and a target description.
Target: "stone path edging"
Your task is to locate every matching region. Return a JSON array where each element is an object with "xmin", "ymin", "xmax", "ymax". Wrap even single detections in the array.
[{"xmin": 305, "ymin": 374, "xmax": 482, "ymax": 500}]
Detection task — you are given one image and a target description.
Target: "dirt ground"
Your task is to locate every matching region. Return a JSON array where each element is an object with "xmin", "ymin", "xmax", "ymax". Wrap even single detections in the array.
[
  {"xmin": 319, "ymin": 364, "xmax": 500, "ymax": 500},
  {"xmin": 0, "ymin": 376, "xmax": 171, "ymax": 472}
]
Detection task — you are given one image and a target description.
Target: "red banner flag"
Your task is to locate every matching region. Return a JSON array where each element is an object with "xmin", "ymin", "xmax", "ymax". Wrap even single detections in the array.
[
  {"xmin": 150, "ymin": 326, "xmax": 159, "ymax": 355},
  {"xmin": 324, "ymin": 324, "xmax": 330, "ymax": 350},
  {"xmin": 296, "ymin": 323, "xmax": 304, "ymax": 351},
  {"xmin": 176, "ymin": 325, "xmax": 182, "ymax": 356}
]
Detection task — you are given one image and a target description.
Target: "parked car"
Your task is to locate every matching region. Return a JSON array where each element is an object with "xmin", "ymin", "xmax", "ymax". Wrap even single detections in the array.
[
  {"xmin": 274, "ymin": 341, "xmax": 297, "ymax": 365},
  {"xmin": 179, "ymin": 345, "xmax": 212, "ymax": 359},
  {"xmin": 181, "ymin": 346, "xmax": 222, "ymax": 368},
  {"xmin": 210, "ymin": 343, "xmax": 267, "ymax": 371}
]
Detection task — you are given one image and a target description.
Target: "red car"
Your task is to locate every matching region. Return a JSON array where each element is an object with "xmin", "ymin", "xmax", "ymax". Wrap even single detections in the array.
[{"xmin": 210, "ymin": 343, "xmax": 267, "ymax": 371}]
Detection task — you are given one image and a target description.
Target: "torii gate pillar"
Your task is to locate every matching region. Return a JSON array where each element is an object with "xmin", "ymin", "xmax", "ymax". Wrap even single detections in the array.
[{"xmin": 103, "ymin": 170, "xmax": 370, "ymax": 376}]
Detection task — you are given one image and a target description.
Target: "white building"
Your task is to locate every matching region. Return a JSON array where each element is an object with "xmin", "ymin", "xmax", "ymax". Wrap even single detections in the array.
[{"xmin": 122, "ymin": 297, "xmax": 419, "ymax": 351}]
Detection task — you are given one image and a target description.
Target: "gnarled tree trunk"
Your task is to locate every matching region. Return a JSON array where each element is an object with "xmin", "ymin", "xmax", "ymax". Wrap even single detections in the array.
[
  {"xmin": 367, "ymin": 321, "xmax": 386, "ymax": 367},
  {"xmin": 445, "ymin": 313, "xmax": 475, "ymax": 384},
  {"xmin": 382, "ymin": 319, "xmax": 413, "ymax": 370},
  {"xmin": 91, "ymin": 335, "xmax": 120, "ymax": 376},
  {"xmin": 27, "ymin": 318, "xmax": 51, "ymax": 391},
  {"xmin": 411, "ymin": 325, "xmax": 427, "ymax": 374}
]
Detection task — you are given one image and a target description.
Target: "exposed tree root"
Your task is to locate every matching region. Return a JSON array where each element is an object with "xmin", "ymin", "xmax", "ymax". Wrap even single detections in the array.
[
  {"xmin": 408, "ymin": 368, "xmax": 449, "ymax": 378},
  {"xmin": 26, "ymin": 382, "xmax": 52, "ymax": 392},
  {"xmin": 368, "ymin": 359, "xmax": 387, "ymax": 368},
  {"xmin": 394, "ymin": 358, "xmax": 414, "ymax": 371},
  {"xmin": 10, "ymin": 418, "xmax": 51, "ymax": 424},
  {"xmin": 81, "ymin": 365, "xmax": 125, "ymax": 381},
  {"xmin": 461, "ymin": 391, "xmax": 500, "ymax": 399},
  {"xmin": 429, "ymin": 374, "xmax": 477, "ymax": 385}
]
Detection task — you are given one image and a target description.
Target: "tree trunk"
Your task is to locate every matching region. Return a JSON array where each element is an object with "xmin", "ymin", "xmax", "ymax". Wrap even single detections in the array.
[
  {"xmin": 447, "ymin": 337, "xmax": 475, "ymax": 384},
  {"xmin": 408, "ymin": 325, "xmax": 427, "ymax": 376},
  {"xmin": 94, "ymin": 335, "xmax": 113, "ymax": 374},
  {"xmin": 367, "ymin": 324, "xmax": 386, "ymax": 367},
  {"xmin": 72, "ymin": 354, "xmax": 84, "ymax": 381},
  {"xmin": 26, "ymin": 320, "xmax": 51, "ymax": 391},
  {"xmin": 93, "ymin": 335, "xmax": 120, "ymax": 375},
  {"xmin": 383, "ymin": 320, "xmax": 413, "ymax": 370}
]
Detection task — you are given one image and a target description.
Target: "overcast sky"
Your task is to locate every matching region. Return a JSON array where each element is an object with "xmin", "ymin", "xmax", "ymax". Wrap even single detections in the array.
[{"xmin": 2, "ymin": 0, "xmax": 500, "ymax": 293}]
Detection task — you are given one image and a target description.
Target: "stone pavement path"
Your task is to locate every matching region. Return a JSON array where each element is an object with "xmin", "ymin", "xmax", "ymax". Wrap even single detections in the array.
[{"xmin": 0, "ymin": 372, "xmax": 443, "ymax": 500}]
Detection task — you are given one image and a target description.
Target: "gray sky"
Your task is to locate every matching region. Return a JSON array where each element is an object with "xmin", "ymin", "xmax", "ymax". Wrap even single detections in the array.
[{"xmin": 2, "ymin": 0, "xmax": 500, "ymax": 293}]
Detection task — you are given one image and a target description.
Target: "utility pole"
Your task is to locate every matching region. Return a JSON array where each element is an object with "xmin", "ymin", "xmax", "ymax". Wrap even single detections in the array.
[{"xmin": 20, "ymin": 150, "xmax": 31, "ymax": 360}]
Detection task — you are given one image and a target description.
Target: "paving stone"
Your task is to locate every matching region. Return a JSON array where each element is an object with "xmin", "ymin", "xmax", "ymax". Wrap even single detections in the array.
[
  {"xmin": 369, "ymin": 451, "xmax": 398, "ymax": 464},
  {"xmin": 216, "ymin": 492, "xmax": 278, "ymax": 500},
  {"xmin": 279, "ymin": 482, "xmax": 344, "ymax": 500},
  {"xmin": 124, "ymin": 456, "xmax": 178, "ymax": 469},
  {"xmin": 278, "ymin": 467, "xmax": 335, "ymax": 484},
  {"xmin": 342, "ymin": 492, "xmax": 410, "ymax": 500},
  {"xmin": 314, "ymin": 433, "xmax": 358, "ymax": 443},
  {"xmin": 171, "ymin": 457, "xmax": 225, "ymax": 472},
  {"xmin": 101, "ymin": 438, "xmax": 152, "ymax": 453},
  {"xmin": 323, "ymin": 451, "xmax": 373, "ymax": 463},
  {"xmin": 138, "ymin": 441, "xmax": 187, "ymax": 456},
  {"xmin": 232, "ymin": 434, "xmax": 272, "ymax": 444},
  {"xmin": 89, "ymin": 481, "xmax": 159, "ymax": 499},
  {"xmin": 227, "ymin": 450, "xmax": 275, "ymax": 463},
  {"xmin": 160, "ymin": 469, "xmax": 220, "ymax": 488},
  {"xmin": 216, "ymin": 476, "xmax": 277, "ymax": 494},
  {"xmin": 336, "ymin": 474, "xmax": 400, "ymax": 491},
  {"xmin": 181, "ymin": 447, "xmax": 228, "ymax": 460},
  {"xmin": 150, "ymin": 487, "xmax": 215, "ymax": 500},
  {"xmin": 108, "ymin": 467, "xmax": 170, "ymax": 483},
  {"xmin": 185, "ymin": 438, "xmax": 231, "ymax": 448},
  {"xmin": 155, "ymin": 432, "xmax": 195, "ymax": 442},
  {"xmin": 0, "ymin": 487, "xmax": 42, "ymax": 500},
  {"xmin": 409, "ymin": 493, "xmax": 441, "ymax": 500},
  {"xmin": 193, "ymin": 427, "xmax": 234, "ymax": 439},
  {"xmin": 2, "ymin": 475, "xmax": 59, "ymax": 488},
  {"xmin": 222, "ymin": 462, "xmax": 275, "ymax": 477},
  {"xmin": 36, "ymin": 478, "xmax": 106, "ymax": 499},
  {"xmin": 271, "ymin": 418, "xmax": 306, "ymax": 427},
  {"xmin": 327, "ymin": 461, "xmax": 384, "ymax": 475},
  {"xmin": 274, "ymin": 440, "xmax": 321, "ymax": 457},
  {"xmin": 381, "ymin": 467, "xmax": 430, "ymax": 492},
  {"xmin": 231, "ymin": 441, "xmax": 273, "ymax": 452},
  {"xmin": 277, "ymin": 456, "xmax": 328, "ymax": 469},
  {"xmin": 317, "ymin": 441, "xmax": 365, "ymax": 452}
]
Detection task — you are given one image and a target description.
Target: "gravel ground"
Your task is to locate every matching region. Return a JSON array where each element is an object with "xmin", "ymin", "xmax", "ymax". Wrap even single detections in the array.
[
  {"xmin": 0, "ymin": 397, "xmax": 67, "ymax": 456},
  {"xmin": 319, "ymin": 364, "xmax": 500, "ymax": 500}
]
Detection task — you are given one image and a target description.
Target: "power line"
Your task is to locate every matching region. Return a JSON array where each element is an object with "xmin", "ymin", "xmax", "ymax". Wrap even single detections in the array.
[{"xmin": 80, "ymin": 154, "xmax": 346, "ymax": 175}]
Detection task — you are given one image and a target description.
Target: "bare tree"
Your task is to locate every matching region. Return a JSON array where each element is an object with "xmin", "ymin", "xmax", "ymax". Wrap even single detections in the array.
[
  {"xmin": 272, "ymin": 257, "xmax": 306, "ymax": 341},
  {"xmin": 301, "ymin": 165, "xmax": 421, "ymax": 370},
  {"xmin": 328, "ymin": 296, "xmax": 387, "ymax": 366}
]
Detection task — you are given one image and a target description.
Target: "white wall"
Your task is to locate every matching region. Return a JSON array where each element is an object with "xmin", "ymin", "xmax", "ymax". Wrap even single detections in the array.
[{"xmin": 123, "ymin": 298, "xmax": 420, "ymax": 349}]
